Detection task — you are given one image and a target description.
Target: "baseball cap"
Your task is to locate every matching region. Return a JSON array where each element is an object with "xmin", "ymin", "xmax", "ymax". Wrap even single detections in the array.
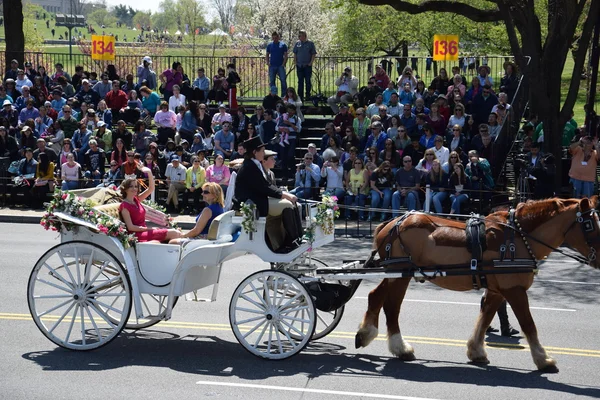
[
  {"xmin": 218, "ymin": 104, "xmax": 226, "ymax": 109},
  {"xmin": 2, "ymin": 100, "xmax": 12, "ymax": 107},
  {"xmin": 143, "ymin": 56, "xmax": 152, "ymax": 64},
  {"xmin": 170, "ymin": 155, "xmax": 181, "ymax": 162},
  {"xmin": 82, "ymin": 79, "xmax": 89, "ymax": 84},
  {"xmin": 264, "ymin": 149, "xmax": 277, "ymax": 158},
  {"xmin": 97, "ymin": 121, "xmax": 106, "ymax": 127},
  {"xmin": 307, "ymin": 143, "xmax": 316, "ymax": 149}
]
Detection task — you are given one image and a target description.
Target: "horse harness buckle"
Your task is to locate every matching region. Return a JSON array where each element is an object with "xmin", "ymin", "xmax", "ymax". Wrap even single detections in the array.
[{"xmin": 465, "ymin": 216, "xmax": 488, "ymax": 290}]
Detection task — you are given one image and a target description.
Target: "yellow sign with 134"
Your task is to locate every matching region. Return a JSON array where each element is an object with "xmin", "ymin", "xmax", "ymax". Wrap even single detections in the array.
[
  {"xmin": 91, "ymin": 35, "xmax": 116, "ymax": 61},
  {"xmin": 432, "ymin": 35, "xmax": 459, "ymax": 61}
]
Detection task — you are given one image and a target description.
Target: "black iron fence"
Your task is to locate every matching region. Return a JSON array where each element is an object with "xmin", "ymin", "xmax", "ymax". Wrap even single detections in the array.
[{"xmin": 2, "ymin": 51, "xmax": 516, "ymax": 99}]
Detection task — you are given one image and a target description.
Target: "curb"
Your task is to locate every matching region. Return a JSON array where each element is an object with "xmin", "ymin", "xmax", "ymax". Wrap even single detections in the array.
[{"xmin": 0, "ymin": 215, "xmax": 42, "ymax": 224}]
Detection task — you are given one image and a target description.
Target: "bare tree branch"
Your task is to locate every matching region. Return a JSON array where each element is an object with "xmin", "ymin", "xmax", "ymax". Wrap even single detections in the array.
[
  {"xmin": 560, "ymin": 0, "xmax": 600, "ymax": 119},
  {"xmin": 357, "ymin": 0, "xmax": 502, "ymax": 22}
]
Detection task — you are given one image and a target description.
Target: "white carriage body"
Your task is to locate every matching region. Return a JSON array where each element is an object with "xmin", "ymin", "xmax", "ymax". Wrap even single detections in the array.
[{"xmin": 55, "ymin": 205, "xmax": 334, "ymax": 321}]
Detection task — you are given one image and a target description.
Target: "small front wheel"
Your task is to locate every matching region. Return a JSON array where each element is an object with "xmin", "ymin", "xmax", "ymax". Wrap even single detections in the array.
[{"xmin": 229, "ymin": 270, "xmax": 316, "ymax": 360}]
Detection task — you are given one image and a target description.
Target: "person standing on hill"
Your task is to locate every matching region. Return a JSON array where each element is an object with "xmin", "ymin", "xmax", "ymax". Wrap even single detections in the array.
[
  {"xmin": 266, "ymin": 32, "xmax": 288, "ymax": 97},
  {"xmin": 293, "ymin": 30, "xmax": 316, "ymax": 102}
]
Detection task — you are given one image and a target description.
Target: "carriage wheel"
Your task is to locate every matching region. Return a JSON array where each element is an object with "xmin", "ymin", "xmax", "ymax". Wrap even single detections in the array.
[
  {"xmin": 124, "ymin": 295, "xmax": 179, "ymax": 330},
  {"xmin": 273, "ymin": 257, "xmax": 346, "ymax": 340},
  {"xmin": 229, "ymin": 270, "xmax": 316, "ymax": 360},
  {"xmin": 28, "ymin": 241, "xmax": 131, "ymax": 351}
]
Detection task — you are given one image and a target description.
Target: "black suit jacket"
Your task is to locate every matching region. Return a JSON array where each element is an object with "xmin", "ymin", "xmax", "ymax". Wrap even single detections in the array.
[{"xmin": 234, "ymin": 158, "xmax": 282, "ymax": 217}]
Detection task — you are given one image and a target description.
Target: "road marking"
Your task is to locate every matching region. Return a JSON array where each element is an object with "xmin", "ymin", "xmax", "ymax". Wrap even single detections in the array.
[
  {"xmin": 536, "ymin": 279, "xmax": 600, "ymax": 285},
  {"xmin": 195, "ymin": 380, "xmax": 441, "ymax": 400},
  {"xmin": 5, "ymin": 312, "xmax": 600, "ymax": 357},
  {"xmin": 353, "ymin": 298, "xmax": 577, "ymax": 312}
]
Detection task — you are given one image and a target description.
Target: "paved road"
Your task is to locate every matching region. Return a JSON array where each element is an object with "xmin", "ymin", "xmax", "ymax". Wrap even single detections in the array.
[{"xmin": 1, "ymin": 224, "xmax": 600, "ymax": 400}]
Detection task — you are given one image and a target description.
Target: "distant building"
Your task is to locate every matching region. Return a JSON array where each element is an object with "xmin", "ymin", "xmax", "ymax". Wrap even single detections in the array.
[
  {"xmin": 28, "ymin": 0, "xmax": 104, "ymax": 15},
  {"xmin": 29, "ymin": 0, "xmax": 72, "ymax": 14}
]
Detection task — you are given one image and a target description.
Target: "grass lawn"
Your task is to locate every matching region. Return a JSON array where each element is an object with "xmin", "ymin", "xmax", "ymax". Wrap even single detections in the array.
[{"xmin": 561, "ymin": 55, "xmax": 598, "ymax": 124}]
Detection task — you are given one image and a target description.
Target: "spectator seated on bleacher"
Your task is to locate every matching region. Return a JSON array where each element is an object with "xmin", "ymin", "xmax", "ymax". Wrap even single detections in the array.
[
  {"xmin": 465, "ymin": 150, "xmax": 494, "ymax": 202},
  {"xmin": 344, "ymin": 156, "xmax": 369, "ymax": 220},
  {"xmin": 327, "ymin": 66, "xmax": 359, "ymax": 114},
  {"xmin": 0, "ymin": 125, "xmax": 19, "ymax": 161},
  {"xmin": 181, "ymin": 155, "xmax": 207, "ymax": 215},
  {"xmin": 449, "ymin": 162, "xmax": 471, "ymax": 214},
  {"xmin": 154, "ymin": 101, "xmax": 177, "ymax": 146},
  {"xmin": 206, "ymin": 153, "xmax": 230, "ymax": 195},
  {"xmin": 392, "ymin": 155, "xmax": 421, "ymax": 215},
  {"xmin": 369, "ymin": 161, "xmax": 394, "ymax": 221}
]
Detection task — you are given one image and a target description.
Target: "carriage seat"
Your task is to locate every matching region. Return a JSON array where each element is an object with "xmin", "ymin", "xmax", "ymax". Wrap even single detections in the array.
[
  {"xmin": 182, "ymin": 210, "xmax": 239, "ymax": 252},
  {"xmin": 93, "ymin": 203, "xmax": 122, "ymax": 221}
]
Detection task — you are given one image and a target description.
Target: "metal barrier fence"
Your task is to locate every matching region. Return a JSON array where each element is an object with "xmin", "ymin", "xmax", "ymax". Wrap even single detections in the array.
[{"xmin": 2, "ymin": 52, "xmax": 516, "ymax": 99}]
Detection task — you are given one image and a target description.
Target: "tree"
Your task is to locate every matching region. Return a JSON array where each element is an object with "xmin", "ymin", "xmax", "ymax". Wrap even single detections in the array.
[
  {"xmin": 23, "ymin": 3, "xmax": 45, "ymax": 51},
  {"xmin": 133, "ymin": 11, "xmax": 152, "ymax": 30},
  {"xmin": 211, "ymin": 0, "xmax": 235, "ymax": 33},
  {"xmin": 176, "ymin": 0, "xmax": 207, "ymax": 56},
  {"xmin": 112, "ymin": 4, "xmax": 136, "ymax": 25},
  {"xmin": 357, "ymin": 0, "xmax": 600, "ymax": 190},
  {"xmin": 88, "ymin": 8, "xmax": 116, "ymax": 27},
  {"xmin": 3, "ymin": 0, "xmax": 25, "ymax": 70}
]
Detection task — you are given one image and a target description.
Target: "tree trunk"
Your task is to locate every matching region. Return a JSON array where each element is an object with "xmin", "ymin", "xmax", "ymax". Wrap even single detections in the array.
[{"xmin": 3, "ymin": 0, "xmax": 25, "ymax": 70}]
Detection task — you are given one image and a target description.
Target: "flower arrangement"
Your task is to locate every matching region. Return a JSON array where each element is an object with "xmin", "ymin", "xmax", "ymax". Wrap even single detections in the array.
[
  {"xmin": 304, "ymin": 195, "xmax": 340, "ymax": 251},
  {"xmin": 240, "ymin": 202, "xmax": 257, "ymax": 236},
  {"xmin": 40, "ymin": 190, "xmax": 137, "ymax": 248}
]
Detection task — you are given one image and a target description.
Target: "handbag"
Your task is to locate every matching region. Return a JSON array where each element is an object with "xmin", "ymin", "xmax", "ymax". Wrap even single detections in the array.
[
  {"xmin": 8, "ymin": 160, "xmax": 19, "ymax": 175},
  {"xmin": 159, "ymin": 83, "xmax": 165, "ymax": 94}
]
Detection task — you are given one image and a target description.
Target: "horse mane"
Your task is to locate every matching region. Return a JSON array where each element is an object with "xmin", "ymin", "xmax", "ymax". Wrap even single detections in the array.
[{"xmin": 509, "ymin": 198, "xmax": 580, "ymax": 232}]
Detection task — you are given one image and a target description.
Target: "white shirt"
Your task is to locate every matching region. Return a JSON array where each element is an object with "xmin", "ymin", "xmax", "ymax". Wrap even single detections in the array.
[
  {"xmin": 433, "ymin": 145, "xmax": 450, "ymax": 165},
  {"xmin": 321, "ymin": 164, "xmax": 344, "ymax": 190},
  {"xmin": 252, "ymin": 158, "xmax": 267, "ymax": 180},
  {"xmin": 168, "ymin": 93, "xmax": 186, "ymax": 112}
]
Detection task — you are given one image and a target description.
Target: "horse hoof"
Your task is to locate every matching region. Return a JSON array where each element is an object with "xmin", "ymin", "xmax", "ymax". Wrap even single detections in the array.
[
  {"xmin": 539, "ymin": 364, "xmax": 559, "ymax": 374},
  {"xmin": 470, "ymin": 357, "xmax": 490, "ymax": 365},
  {"xmin": 354, "ymin": 334, "xmax": 362, "ymax": 349},
  {"xmin": 355, "ymin": 325, "xmax": 378, "ymax": 349},
  {"xmin": 399, "ymin": 352, "xmax": 417, "ymax": 361}
]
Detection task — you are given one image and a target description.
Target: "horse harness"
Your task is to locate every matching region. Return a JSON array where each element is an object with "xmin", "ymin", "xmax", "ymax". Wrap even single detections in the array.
[{"xmin": 365, "ymin": 206, "xmax": 600, "ymax": 290}]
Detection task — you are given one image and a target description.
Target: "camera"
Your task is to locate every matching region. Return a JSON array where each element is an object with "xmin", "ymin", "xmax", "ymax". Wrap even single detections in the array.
[{"xmin": 297, "ymin": 163, "xmax": 306, "ymax": 170}]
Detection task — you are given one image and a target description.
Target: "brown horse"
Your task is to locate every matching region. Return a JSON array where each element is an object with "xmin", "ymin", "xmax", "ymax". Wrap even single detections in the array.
[{"xmin": 355, "ymin": 197, "xmax": 600, "ymax": 371}]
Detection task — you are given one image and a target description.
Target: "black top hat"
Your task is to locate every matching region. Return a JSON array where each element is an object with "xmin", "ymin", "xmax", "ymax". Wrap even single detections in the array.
[{"xmin": 243, "ymin": 136, "xmax": 266, "ymax": 153}]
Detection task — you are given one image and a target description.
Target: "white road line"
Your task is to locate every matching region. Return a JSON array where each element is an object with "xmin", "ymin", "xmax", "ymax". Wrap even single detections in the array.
[
  {"xmin": 536, "ymin": 279, "xmax": 600, "ymax": 285},
  {"xmin": 353, "ymin": 297, "xmax": 576, "ymax": 312},
  {"xmin": 196, "ymin": 381, "xmax": 441, "ymax": 400}
]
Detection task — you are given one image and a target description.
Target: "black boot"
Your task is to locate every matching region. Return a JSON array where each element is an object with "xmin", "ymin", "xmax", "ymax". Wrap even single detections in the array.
[
  {"xmin": 481, "ymin": 296, "xmax": 499, "ymax": 333},
  {"xmin": 281, "ymin": 207, "xmax": 304, "ymax": 249},
  {"xmin": 498, "ymin": 300, "xmax": 519, "ymax": 336}
]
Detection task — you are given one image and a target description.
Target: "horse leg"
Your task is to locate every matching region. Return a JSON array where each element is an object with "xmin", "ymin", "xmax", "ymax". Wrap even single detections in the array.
[
  {"xmin": 382, "ymin": 277, "xmax": 415, "ymax": 360},
  {"xmin": 467, "ymin": 290, "xmax": 504, "ymax": 364},
  {"xmin": 500, "ymin": 287, "xmax": 558, "ymax": 372},
  {"xmin": 355, "ymin": 279, "xmax": 389, "ymax": 349}
]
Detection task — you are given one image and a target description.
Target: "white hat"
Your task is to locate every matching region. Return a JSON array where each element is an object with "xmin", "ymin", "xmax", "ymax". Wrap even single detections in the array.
[
  {"xmin": 2, "ymin": 100, "xmax": 12, "ymax": 107},
  {"xmin": 97, "ymin": 121, "xmax": 106, "ymax": 127},
  {"xmin": 143, "ymin": 56, "xmax": 152, "ymax": 64},
  {"xmin": 82, "ymin": 79, "xmax": 89, "ymax": 84}
]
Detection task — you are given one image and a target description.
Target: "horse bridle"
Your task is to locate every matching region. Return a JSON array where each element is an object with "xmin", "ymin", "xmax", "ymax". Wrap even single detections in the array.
[{"xmin": 513, "ymin": 204, "xmax": 600, "ymax": 267}]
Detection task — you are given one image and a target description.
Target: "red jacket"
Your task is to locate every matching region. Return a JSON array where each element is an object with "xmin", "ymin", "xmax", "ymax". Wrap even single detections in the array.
[{"xmin": 104, "ymin": 89, "xmax": 128, "ymax": 111}]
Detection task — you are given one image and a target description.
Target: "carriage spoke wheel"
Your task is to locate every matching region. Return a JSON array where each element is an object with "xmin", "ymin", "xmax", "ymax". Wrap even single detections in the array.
[
  {"xmin": 274, "ymin": 257, "xmax": 346, "ymax": 340},
  {"xmin": 230, "ymin": 270, "xmax": 316, "ymax": 360},
  {"xmin": 28, "ymin": 241, "xmax": 131, "ymax": 351}
]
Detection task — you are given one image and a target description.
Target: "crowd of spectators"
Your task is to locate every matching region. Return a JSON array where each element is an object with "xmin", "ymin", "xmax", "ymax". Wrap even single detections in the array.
[{"xmin": 0, "ymin": 39, "xmax": 591, "ymax": 215}]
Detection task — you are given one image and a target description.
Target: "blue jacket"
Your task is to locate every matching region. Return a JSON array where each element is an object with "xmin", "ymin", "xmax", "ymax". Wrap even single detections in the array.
[{"xmin": 365, "ymin": 132, "xmax": 389, "ymax": 153}]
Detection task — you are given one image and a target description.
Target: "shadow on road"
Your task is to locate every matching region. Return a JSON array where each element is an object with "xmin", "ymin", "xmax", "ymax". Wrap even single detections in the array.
[{"xmin": 22, "ymin": 329, "xmax": 600, "ymax": 397}]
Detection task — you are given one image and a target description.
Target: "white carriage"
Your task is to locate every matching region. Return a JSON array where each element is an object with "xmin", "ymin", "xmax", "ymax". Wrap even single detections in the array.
[{"xmin": 27, "ymin": 191, "xmax": 350, "ymax": 360}]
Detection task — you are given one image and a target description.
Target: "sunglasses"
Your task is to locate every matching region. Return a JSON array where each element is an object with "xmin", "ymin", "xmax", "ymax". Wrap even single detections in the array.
[
  {"xmin": 127, "ymin": 154, "xmax": 135, "ymax": 157},
  {"xmin": 453, "ymin": 129, "xmax": 461, "ymax": 131},
  {"xmin": 202, "ymin": 190, "xmax": 210, "ymax": 194},
  {"xmin": 426, "ymin": 154, "xmax": 434, "ymax": 156},
  {"xmin": 403, "ymin": 160, "xmax": 412, "ymax": 163},
  {"xmin": 356, "ymin": 113, "xmax": 363, "ymax": 116},
  {"xmin": 354, "ymin": 162, "xmax": 363, "ymax": 165},
  {"xmin": 450, "ymin": 156, "xmax": 458, "ymax": 159}
]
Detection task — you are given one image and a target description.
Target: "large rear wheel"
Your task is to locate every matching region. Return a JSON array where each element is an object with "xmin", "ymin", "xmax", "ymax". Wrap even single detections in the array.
[{"xmin": 28, "ymin": 241, "xmax": 131, "ymax": 350}]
